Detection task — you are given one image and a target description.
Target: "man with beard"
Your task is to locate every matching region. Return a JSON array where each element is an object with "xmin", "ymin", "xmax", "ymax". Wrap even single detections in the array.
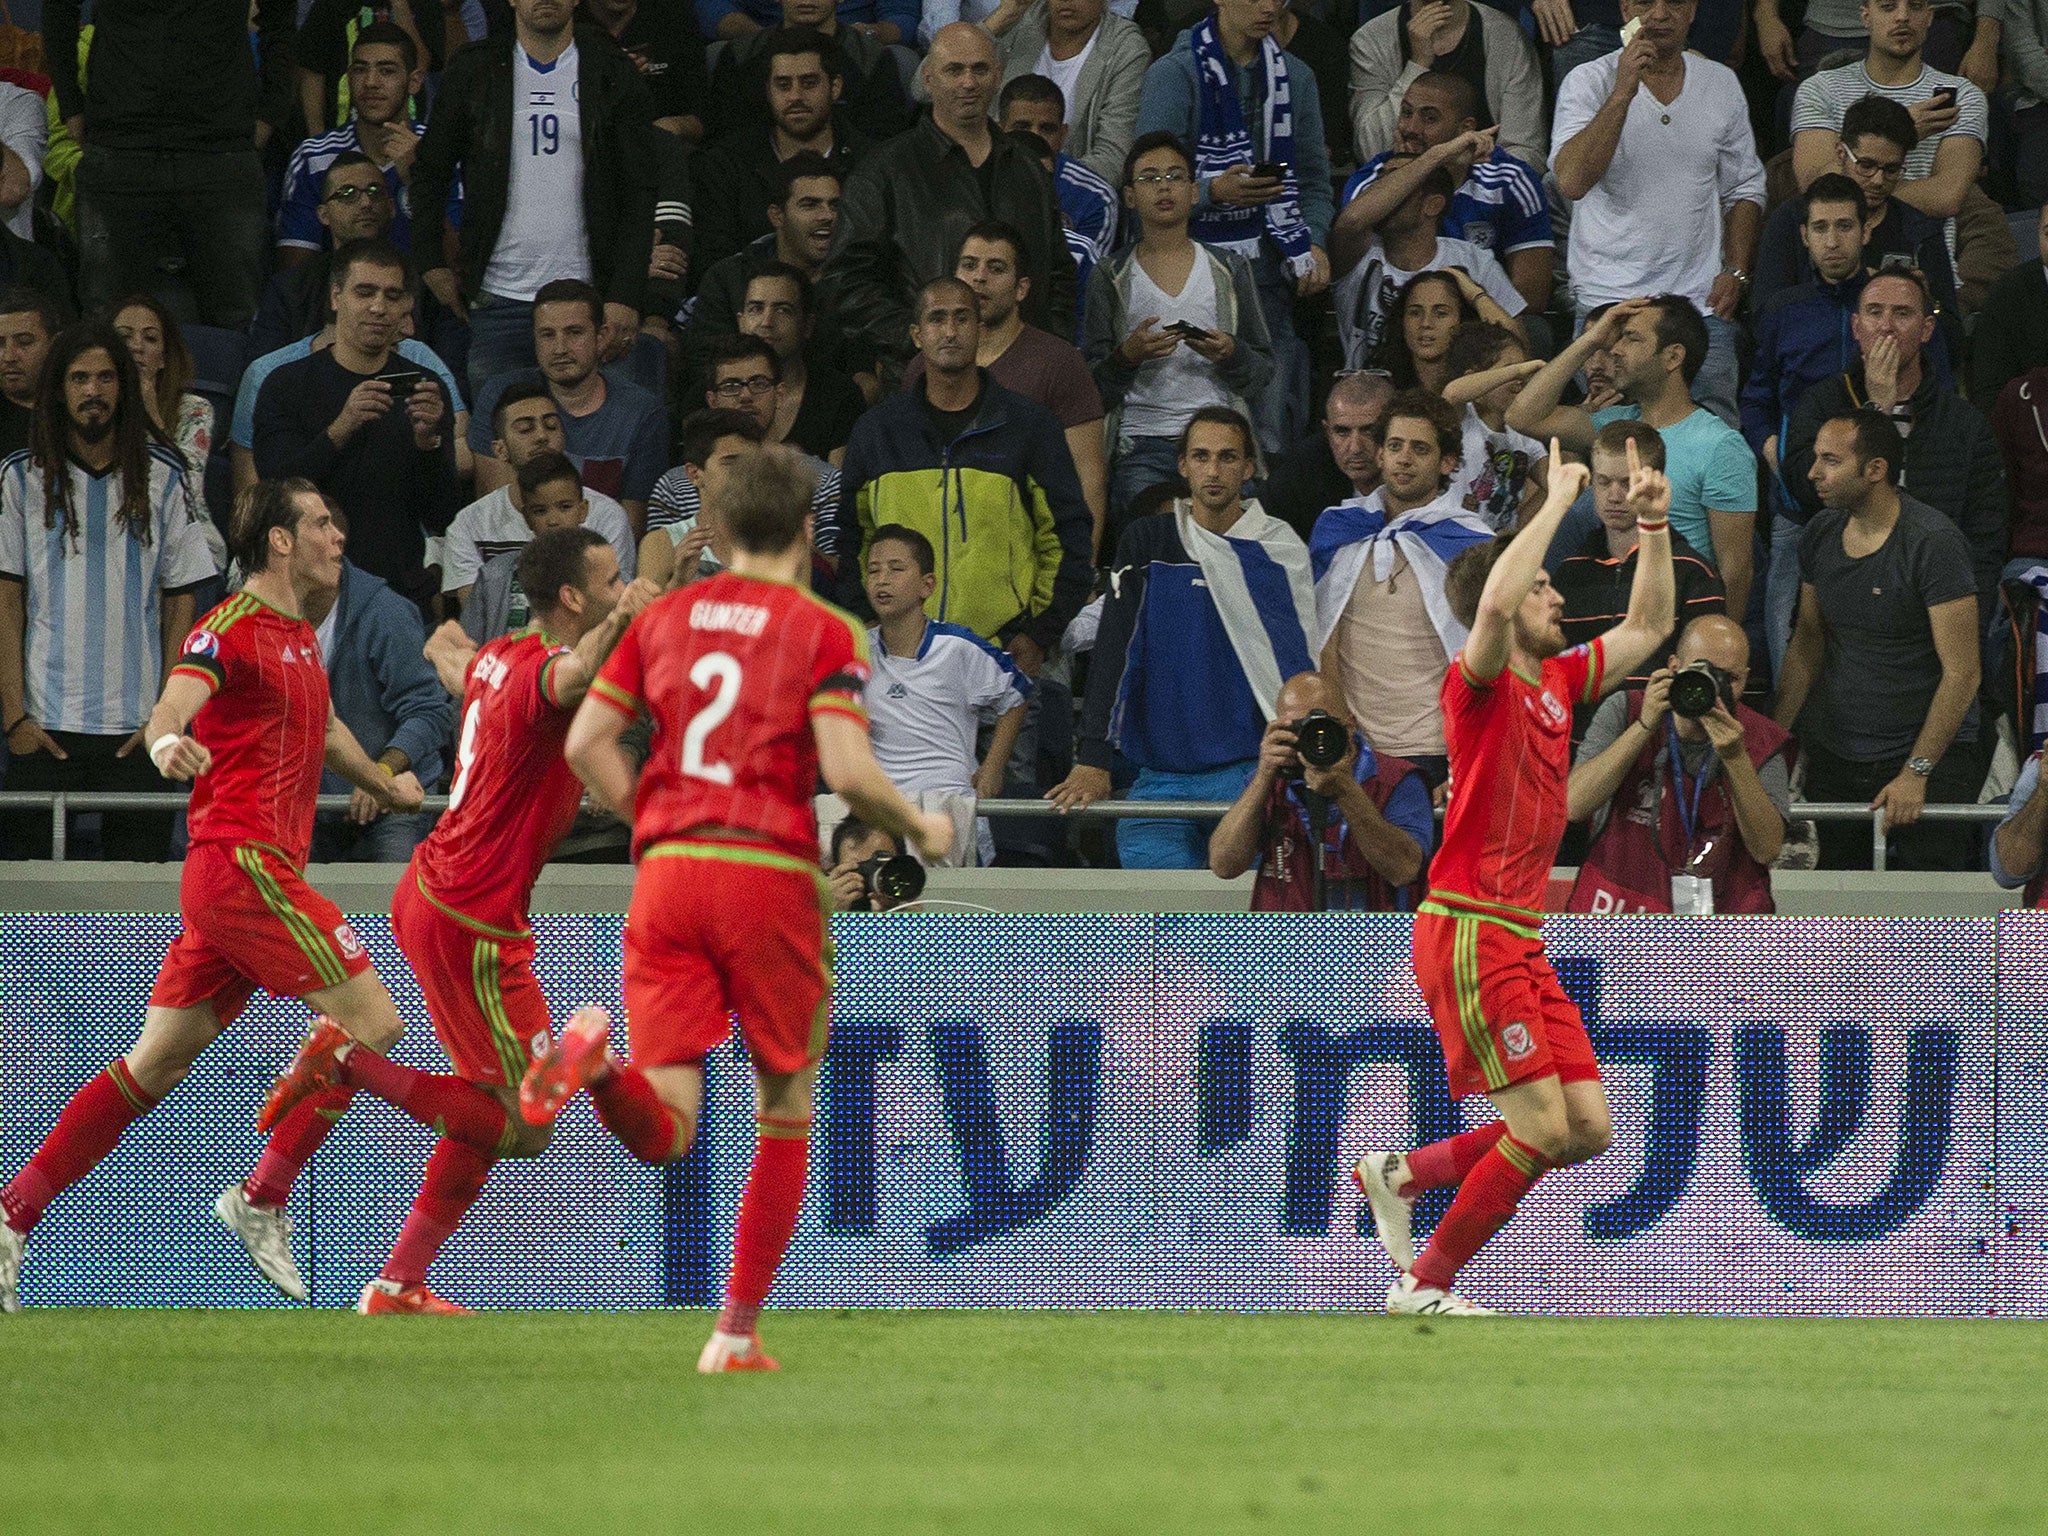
[{"xmin": 0, "ymin": 291, "xmax": 60, "ymax": 459}]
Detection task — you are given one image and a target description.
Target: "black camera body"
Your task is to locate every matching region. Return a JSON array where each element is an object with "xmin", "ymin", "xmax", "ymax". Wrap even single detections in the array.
[
  {"xmin": 1292, "ymin": 709, "xmax": 1349, "ymax": 771},
  {"xmin": 1668, "ymin": 660, "xmax": 1737, "ymax": 720},
  {"xmin": 856, "ymin": 853, "xmax": 925, "ymax": 907}
]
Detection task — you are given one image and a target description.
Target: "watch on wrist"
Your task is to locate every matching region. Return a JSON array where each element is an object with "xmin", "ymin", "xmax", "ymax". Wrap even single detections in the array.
[{"xmin": 1907, "ymin": 756, "xmax": 1935, "ymax": 778}]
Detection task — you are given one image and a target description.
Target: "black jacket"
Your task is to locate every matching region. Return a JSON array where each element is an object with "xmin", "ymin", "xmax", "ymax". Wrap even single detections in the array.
[
  {"xmin": 687, "ymin": 120, "xmax": 871, "ymax": 281},
  {"xmin": 827, "ymin": 113, "xmax": 1076, "ymax": 369},
  {"xmin": 1968, "ymin": 262, "xmax": 2048, "ymax": 412},
  {"xmin": 412, "ymin": 27, "xmax": 661, "ymax": 313},
  {"xmin": 703, "ymin": 25, "xmax": 913, "ymax": 150},
  {"xmin": 1783, "ymin": 364, "xmax": 2009, "ymax": 621}
]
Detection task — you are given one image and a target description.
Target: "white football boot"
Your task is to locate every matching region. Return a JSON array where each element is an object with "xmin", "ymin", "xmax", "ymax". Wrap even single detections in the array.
[
  {"xmin": 1386, "ymin": 1274, "xmax": 1497, "ymax": 1317},
  {"xmin": 1353, "ymin": 1151, "xmax": 1418, "ymax": 1273},
  {"xmin": 214, "ymin": 1185, "xmax": 309, "ymax": 1302}
]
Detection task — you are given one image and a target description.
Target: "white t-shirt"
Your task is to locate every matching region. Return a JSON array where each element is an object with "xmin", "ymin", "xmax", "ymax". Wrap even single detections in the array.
[
  {"xmin": 1449, "ymin": 404, "xmax": 1545, "ymax": 533},
  {"xmin": 1120, "ymin": 250, "xmax": 1230, "ymax": 439},
  {"xmin": 438, "ymin": 483, "xmax": 637, "ymax": 593},
  {"xmin": 1552, "ymin": 52, "xmax": 1766, "ymax": 311},
  {"xmin": 1334, "ymin": 236, "xmax": 1526, "ymax": 370},
  {"xmin": 1037, "ymin": 28, "xmax": 1099, "ymax": 113},
  {"xmin": 0, "ymin": 83, "xmax": 45, "ymax": 242},
  {"xmin": 482, "ymin": 44, "xmax": 591, "ymax": 301},
  {"xmin": 864, "ymin": 619, "xmax": 1029, "ymax": 797}
]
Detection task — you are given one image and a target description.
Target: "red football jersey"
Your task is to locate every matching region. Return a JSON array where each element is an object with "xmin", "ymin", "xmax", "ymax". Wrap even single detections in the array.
[
  {"xmin": 591, "ymin": 573, "xmax": 870, "ymax": 862},
  {"xmin": 1428, "ymin": 639, "xmax": 1605, "ymax": 918},
  {"xmin": 412, "ymin": 628, "xmax": 582, "ymax": 936},
  {"xmin": 168, "ymin": 592, "xmax": 330, "ymax": 868}
]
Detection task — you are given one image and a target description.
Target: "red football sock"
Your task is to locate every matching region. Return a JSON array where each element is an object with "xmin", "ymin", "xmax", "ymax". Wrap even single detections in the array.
[
  {"xmin": 1400, "ymin": 1121, "xmax": 1509, "ymax": 1196},
  {"xmin": 715, "ymin": 1118, "xmax": 810, "ymax": 1337},
  {"xmin": 381, "ymin": 1140, "xmax": 495, "ymax": 1289},
  {"xmin": 1409, "ymin": 1133, "xmax": 1549, "ymax": 1292},
  {"xmin": 590, "ymin": 1063, "xmax": 692, "ymax": 1164},
  {"xmin": 1, "ymin": 1061, "xmax": 158, "ymax": 1234},
  {"xmin": 243, "ymin": 1086, "xmax": 353, "ymax": 1209},
  {"xmin": 340, "ymin": 1048, "xmax": 510, "ymax": 1156}
]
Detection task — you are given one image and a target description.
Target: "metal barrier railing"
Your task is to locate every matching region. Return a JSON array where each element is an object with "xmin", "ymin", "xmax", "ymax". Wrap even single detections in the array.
[{"xmin": 0, "ymin": 791, "xmax": 2012, "ymax": 872}]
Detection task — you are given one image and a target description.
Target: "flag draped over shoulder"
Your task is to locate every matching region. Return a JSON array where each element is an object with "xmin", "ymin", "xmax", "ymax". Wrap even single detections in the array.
[{"xmin": 1310, "ymin": 490, "xmax": 1496, "ymax": 655}]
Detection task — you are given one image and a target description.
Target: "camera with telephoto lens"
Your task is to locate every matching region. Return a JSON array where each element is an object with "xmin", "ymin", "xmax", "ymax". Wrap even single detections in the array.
[
  {"xmin": 1291, "ymin": 709, "xmax": 1349, "ymax": 771},
  {"xmin": 1668, "ymin": 660, "xmax": 1737, "ymax": 720},
  {"xmin": 856, "ymin": 852, "xmax": 926, "ymax": 907}
]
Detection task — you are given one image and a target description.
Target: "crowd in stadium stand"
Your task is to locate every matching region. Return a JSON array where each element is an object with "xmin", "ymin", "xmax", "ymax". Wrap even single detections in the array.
[{"xmin": 0, "ymin": 0, "xmax": 2046, "ymax": 904}]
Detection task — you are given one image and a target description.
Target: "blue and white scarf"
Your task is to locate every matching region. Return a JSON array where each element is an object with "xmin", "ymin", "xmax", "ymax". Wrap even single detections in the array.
[
  {"xmin": 1309, "ymin": 489, "xmax": 1496, "ymax": 654},
  {"xmin": 1174, "ymin": 498, "xmax": 1318, "ymax": 720},
  {"xmin": 1188, "ymin": 16, "xmax": 1316, "ymax": 283},
  {"xmin": 2017, "ymin": 564, "xmax": 2048, "ymax": 752}
]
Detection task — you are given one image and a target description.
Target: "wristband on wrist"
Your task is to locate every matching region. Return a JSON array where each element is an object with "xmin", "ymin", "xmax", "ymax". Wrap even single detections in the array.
[
  {"xmin": 4, "ymin": 714, "xmax": 24, "ymax": 733},
  {"xmin": 149, "ymin": 733, "xmax": 182, "ymax": 772},
  {"xmin": 378, "ymin": 761, "xmax": 396, "ymax": 776},
  {"xmin": 1636, "ymin": 517, "xmax": 1669, "ymax": 533}
]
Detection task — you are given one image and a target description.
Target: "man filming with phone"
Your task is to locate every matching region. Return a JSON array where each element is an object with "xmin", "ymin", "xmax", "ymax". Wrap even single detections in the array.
[
  {"xmin": 253, "ymin": 237, "xmax": 460, "ymax": 610},
  {"xmin": 1564, "ymin": 613, "xmax": 1792, "ymax": 913},
  {"xmin": 1208, "ymin": 670, "xmax": 1433, "ymax": 911}
]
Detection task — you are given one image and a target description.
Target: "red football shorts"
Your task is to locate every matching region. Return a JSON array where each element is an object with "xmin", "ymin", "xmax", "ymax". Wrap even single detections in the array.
[
  {"xmin": 622, "ymin": 840, "xmax": 832, "ymax": 1076},
  {"xmin": 1412, "ymin": 908, "xmax": 1600, "ymax": 1101},
  {"xmin": 150, "ymin": 841, "xmax": 373, "ymax": 1025},
  {"xmin": 391, "ymin": 866, "xmax": 551, "ymax": 1089}
]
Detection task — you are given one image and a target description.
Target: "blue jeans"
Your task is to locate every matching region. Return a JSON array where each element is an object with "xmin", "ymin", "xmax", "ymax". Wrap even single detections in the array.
[
  {"xmin": 1111, "ymin": 435, "xmax": 1185, "ymax": 523},
  {"xmin": 1116, "ymin": 760, "xmax": 1258, "ymax": 870},
  {"xmin": 313, "ymin": 809, "xmax": 435, "ymax": 863},
  {"xmin": 1249, "ymin": 247, "xmax": 1310, "ymax": 456},
  {"xmin": 466, "ymin": 292, "xmax": 536, "ymax": 403},
  {"xmin": 1765, "ymin": 496, "xmax": 1806, "ymax": 679}
]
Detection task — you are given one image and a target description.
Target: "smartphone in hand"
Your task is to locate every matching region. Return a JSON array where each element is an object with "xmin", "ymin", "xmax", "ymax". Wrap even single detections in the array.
[{"xmin": 1249, "ymin": 161, "xmax": 1285, "ymax": 182}]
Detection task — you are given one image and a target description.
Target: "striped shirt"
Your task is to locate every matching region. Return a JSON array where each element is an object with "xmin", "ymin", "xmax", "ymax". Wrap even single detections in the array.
[
  {"xmin": 276, "ymin": 118, "xmax": 440, "ymax": 252},
  {"xmin": 1057, "ymin": 152, "xmax": 1117, "ymax": 302},
  {"xmin": 1792, "ymin": 63, "xmax": 1988, "ymax": 182},
  {"xmin": 1345, "ymin": 148, "xmax": 1552, "ymax": 258},
  {"xmin": 0, "ymin": 448, "xmax": 218, "ymax": 734},
  {"xmin": 646, "ymin": 455, "xmax": 843, "ymax": 559}
]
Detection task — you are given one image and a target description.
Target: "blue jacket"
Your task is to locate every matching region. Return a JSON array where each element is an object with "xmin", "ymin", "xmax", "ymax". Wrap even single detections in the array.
[{"xmin": 318, "ymin": 561, "xmax": 452, "ymax": 795}]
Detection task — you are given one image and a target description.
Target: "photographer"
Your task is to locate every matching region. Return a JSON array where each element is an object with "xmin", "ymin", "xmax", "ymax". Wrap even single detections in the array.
[
  {"xmin": 1565, "ymin": 615, "xmax": 1793, "ymax": 914},
  {"xmin": 825, "ymin": 816, "xmax": 923, "ymax": 913},
  {"xmin": 1208, "ymin": 672, "xmax": 1432, "ymax": 912}
]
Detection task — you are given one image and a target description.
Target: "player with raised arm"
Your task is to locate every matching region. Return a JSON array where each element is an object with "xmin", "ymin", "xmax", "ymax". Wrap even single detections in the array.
[
  {"xmin": 534, "ymin": 443, "xmax": 952, "ymax": 1373},
  {"xmin": 0, "ymin": 480, "xmax": 425, "ymax": 1313},
  {"xmin": 252, "ymin": 527, "xmax": 663, "ymax": 1314},
  {"xmin": 1354, "ymin": 438, "xmax": 1674, "ymax": 1316}
]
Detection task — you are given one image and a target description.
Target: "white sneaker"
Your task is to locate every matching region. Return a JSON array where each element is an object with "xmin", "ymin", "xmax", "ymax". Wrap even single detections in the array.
[
  {"xmin": 1353, "ymin": 1151, "xmax": 1417, "ymax": 1272},
  {"xmin": 696, "ymin": 1328, "xmax": 779, "ymax": 1373},
  {"xmin": 1386, "ymin": 1274, "xmax": 1496, "ymax": 1316},
  {"xmin": 0, "ymin": 1218, "xmax": 23, "ymax": 1314},
  {"xmin": 213, "ymin": 1185, "xmax": 308, "ymax": 1302}
]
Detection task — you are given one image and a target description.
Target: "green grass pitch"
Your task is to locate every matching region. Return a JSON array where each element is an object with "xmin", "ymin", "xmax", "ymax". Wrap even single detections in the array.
[{"xmin": 3, "ymin": 1312, "xmax": 2044, "ymax": 1534}]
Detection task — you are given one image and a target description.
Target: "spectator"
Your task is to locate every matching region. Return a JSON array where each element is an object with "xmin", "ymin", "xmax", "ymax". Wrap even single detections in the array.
[
  {"xmin": 733, "ymin": 265, "xmax": 868, "ymax": 463},
  {"xmin": 1990, "ymin": 748, "xmax": 2048, "ymax": 900},
  {"xmin": 907, "ymin": 221, "xmax": 1109, "ymax": 551},
  {"xmin": 1759, "ymin": 0, "xmax": 1999, "ymax": 81},
  {"xmin": 1754, "ymin": 95, "xmax": 1959, "ymax": 334},
  {"xmin": 1262, "ymin": 369, "xmax": 1394, "ymax": 542},
  {"xmin": 412, "ymin": 0, "xmax": 661, "ymax": 394},
  {"xmin": 1567, "ymin": 614, "xmax": 1790, "ymax": 912},
  {"xmin": 1369, "ymin": 268, "xmax": 1477, "ymax": 392},
  {"xmin": 443, "ymin": 386, "xmax": 637, "ymax": 614},
  {"xmin": 109, "ymin": 295, "xmax": 215, "ymax": 547},
  {"xmin": 1552, "ymin": 0, "xmax": 1765, "ymax": 427},
  {"xmin": 1552, "ymin": 419, "xmax": 1725, "ymax": 692},
  {"xmin": 2013, "ymin": 0, "xmax": 2048, "ymax": 208},
  {"xmin": 0, "ymin": 321, "xmax": 216, "ymax": 859},
  {"xmin": 459, "ymin": 453, "xmax": 622, "ymax": 641},
  {"xmin": 702, "ymin": 0, "xmax": 914, "ymax": 146},
  {"xmin": 307, "ymin": 546, "xmax": 452, "ymax": 863},
  {"xmin": 1049, "ymin": 406, "xmax": 1318, "ymax": 867},
  {"xmin": 252, "ymin": 239, "xmax": 461, "ymax": 608},
  {"xmin": 0, "ymin": 79, "xmax": 46, "ymax": 243},
  {"xmin": 0, "ymin": 291, "xmax": 60, "ymax": 460},
  {"xmin": 584, "ymin": 0, "xmax": 710, "ymax": 142},
  {"xmin": 1329, "ymin": 149, "xmax": 1525, "ymax": 372},
  {"xmin": 1969, "ymin": 203, "xmax": 2048, "ymax": 411},
  {"xmin": 862, "ymin": 522, "xmax": 1032, "ymax": 865},
  {"xmin": 1436, "ymin": 320, "xmax": 1544, "ymax": 532},
  {"xmin": 837, "ymin": 277, "xmax": 1093, "ymax": 680},
  {"xmin": 688, "ymin": 29, "xmax": 871, "ymax": 280},
  {"xmin": 703, "ymin": 0, "xmax": 915, "ymax": 45},
  {"xmin": 640, "ymin": 406, "xmax": 765, "ymax": 586},
  {"xmin": 295, "ymin": 0, "xmax": 435, "ymax": 136},
  {"xmin": 1992, "ymin": 367, "xmax": 2048, "ymax": 565},
  {"xmin": 999, "ymin": 75, "xmax": 1119, "ymax": 303},
  {"xmin": 1781, "ymin": 268, "xmax": 2006, "ymax": 629},
  {"xmin": 278, "ymin": 24, "xmax": 433, "ymax": 268},
  {"xmin": 830, "ymin": 22, "xmax": 1076, "ymax": 370},
  {"xmin": 469, "ymin": 279, "xmax": 669, "ymax": 534},
  {"xmin": 1509, "ymin": 295, "xmax": 1759, "ymax": 621},
  {"xmin": 0, "ymin": 215, "xmax": 74, "ymax": 324},
  {"xmin": 1309, "ymin": 387, "xmax": 1493, "ymax": 784},
  {"xmin": 46, "ymin": 0, "xmax": 294, "ymax": 328},
  {"xmin": 1777, "ymin": 409, "xmax": 1984, "ymax": 869},
  {"xmin": 1135, "ymin": 0, "xmax": 1333, "ymax": 453},
  {"xmin": 1340, "ymin": 74, "xmax": 1554, "ymax": 314},
  {"xmin": 824, "ymin": 814, "xmax": 914, "ymax": 910},
  {"xmin": 1791, "ymin": 0, "xmax": 1987, "ymax": 225},
  {"xmin": 646, "ymin": 337, "xmax": 844, "ymax": 583},
  {"xmin": 1347, "ymin": 0, "xmax": 1546, "ymax": 172},
  {"xmin": 1085, "ymin": 131, "xmax": 1273, "ymax": 521},
  {"xmin": 1208, "ymin": 667, "xmax": 1432, "ymax": 909},
  {"xmin": 994, "ymin": 0, "xmax": 1151, "ymax": 189}
]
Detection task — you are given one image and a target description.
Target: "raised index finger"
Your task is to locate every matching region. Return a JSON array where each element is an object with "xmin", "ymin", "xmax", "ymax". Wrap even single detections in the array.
[{"xmin": 1626, "ymin": 435, "xmax": 1642, "ymax": 479}]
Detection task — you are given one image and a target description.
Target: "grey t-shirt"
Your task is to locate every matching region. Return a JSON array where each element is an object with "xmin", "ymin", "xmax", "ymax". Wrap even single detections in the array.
[
  {"xmin": 1577, "ymin": 692, "xmax": 1792, "ymax": 838},
  {"xmin": 1797, "ymin": 493, "xmax": 1978, "ymax": 762}
]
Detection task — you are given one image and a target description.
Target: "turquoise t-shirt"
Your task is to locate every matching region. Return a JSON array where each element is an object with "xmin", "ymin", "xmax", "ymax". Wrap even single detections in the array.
[{"xmin": 1589, "ymin": 404, "xmax": 1758, "ymax": 559}]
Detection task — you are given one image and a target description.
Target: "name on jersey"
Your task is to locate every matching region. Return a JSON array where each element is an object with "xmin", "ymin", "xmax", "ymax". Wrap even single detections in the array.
[
  {"xmin": 473, "ymin": 651, "xmax": 512, "ymax": 691},
  {"xmin": 690, "ymin": 599, "xmax": 770, "ymax": 638}
]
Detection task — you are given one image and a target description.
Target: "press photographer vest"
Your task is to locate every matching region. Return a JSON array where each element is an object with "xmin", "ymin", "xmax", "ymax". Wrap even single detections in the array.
[
  {"xmin": 1568, "ymin": 690, "xmax": 1794, "ymax": 915},
  {"xmin": 1252, "ymin": 755, "xmax": 1424, "ymax": 912}
]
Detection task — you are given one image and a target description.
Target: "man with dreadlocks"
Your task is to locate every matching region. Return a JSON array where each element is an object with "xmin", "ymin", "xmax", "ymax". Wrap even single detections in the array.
[{"xmin": 0, "ymin": 319, "xmax": 217, "ymax": 859}]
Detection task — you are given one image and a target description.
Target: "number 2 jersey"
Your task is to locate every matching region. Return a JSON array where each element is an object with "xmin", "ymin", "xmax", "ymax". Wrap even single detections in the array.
[
  {"xmin": 167, "ymin": 592, "xmax": 330, "ymax": 868},
  {"xmin": 411, "ymin": 628, "xmax": 583, "ymax": 936},
  {"xmin": 1425, "ymin": 638, "xmax": 1607, "ymax": 922},
  {"xmin": 590, "ymin": 573, "xmax": 871, "ymax": 862}
]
